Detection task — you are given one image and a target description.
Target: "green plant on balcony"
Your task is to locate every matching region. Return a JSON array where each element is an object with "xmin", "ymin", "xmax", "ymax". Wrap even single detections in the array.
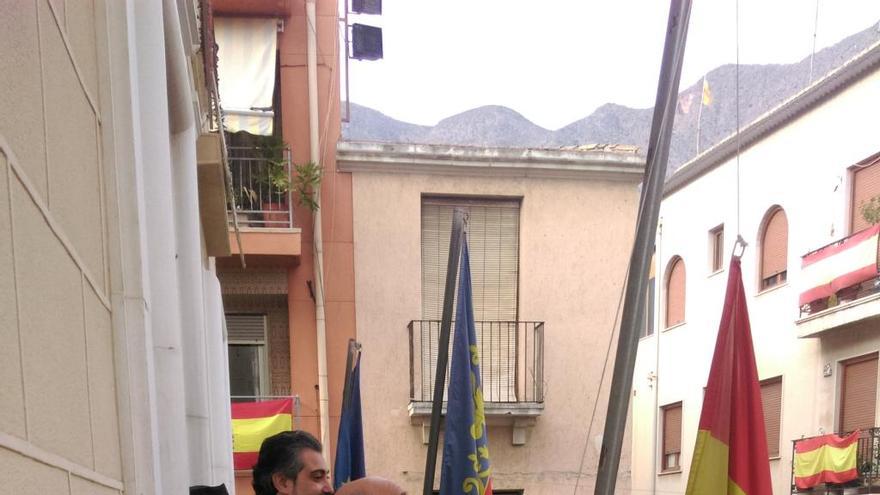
[
  {"xmin": 860, "ymin": 195, "xmax": 880, "ymax": 226},
  {"xmin": 293, "ymin": 161, "xmax": 322, "ymax": 212}
]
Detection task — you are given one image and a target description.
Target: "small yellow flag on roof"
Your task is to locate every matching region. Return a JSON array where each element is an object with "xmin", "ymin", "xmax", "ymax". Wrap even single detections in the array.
[{"xmin": 702, "ymin": 77, "xmax": 713, "ymax": 106}]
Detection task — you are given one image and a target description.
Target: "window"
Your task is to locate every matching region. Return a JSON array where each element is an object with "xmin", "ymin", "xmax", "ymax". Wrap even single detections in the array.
[
  {"xmin": 665, "ymin": 257, "xmax": 686, "ymax": 328},
  {"xmin": 226, "ymin": 314, "xmax": 269, "ymax": 399},
  {"xmin": 760, "ymin": 377, "xmax": 782, "ymax": 457},
  {"xmin": 641, "ymin": 252, "xmax": 656, "ymax": 338},
  {"xmin": 709, "ymin": 225, "xmax": 724, "ymax": 272},
  {"xmin": 840, "ymin": 353, "xmax": 878, "ymax": 433},
  {"xmin": 760, "ymin": 207, "xmax": 788, "ymax": 290},
  {"xmin": 850, "ymin": 152, "xmax": 880, "ymax": 234},
  {"xmin": 421, "ymin": 196, "xmax": 520, "ymax": 401},
  {"xmin": 662, "ymin": 402, "xmax": 682, "ymax": 472}
]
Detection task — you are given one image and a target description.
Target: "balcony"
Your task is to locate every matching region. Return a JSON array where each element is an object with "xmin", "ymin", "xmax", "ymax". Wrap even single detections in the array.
[
  {"xmin": 796, "ymin": 226, "xmax": 880, "ymax": 338},
  {"xmin": 791, "ymin": 428, "xmax": 880, "ymax": 494},
  {"xmin": 407, "ymin": 320, "xmax": 544, "ymax": 445},
  {"xmin": 226, "ymin": 146, "xmax": 301, "ymax": 259}
]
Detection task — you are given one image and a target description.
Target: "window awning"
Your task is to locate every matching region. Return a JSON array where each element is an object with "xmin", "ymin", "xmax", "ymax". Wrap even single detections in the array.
[{"xmin": 215, "ymin": 17, "xmax": 277, "ymax": 136}]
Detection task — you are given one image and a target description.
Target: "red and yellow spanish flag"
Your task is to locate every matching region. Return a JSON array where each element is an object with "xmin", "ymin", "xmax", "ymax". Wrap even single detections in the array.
[
  {"xmin": 685, "ymin": 257, "xmax": 772, "ymax": 495},
  {"xmin": 799, "ymin": 224, "xmax": 880, "ymax": 306},
  {"xmin": 231, "ymin": 399, "xmax": 293, "ymax": 470},
  {"xmin": 793, "ymin": 431, "xmax": 859, "ymax": 489}
]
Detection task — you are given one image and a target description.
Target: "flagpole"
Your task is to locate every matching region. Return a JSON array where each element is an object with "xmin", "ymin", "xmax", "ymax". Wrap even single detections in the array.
[
  {"xmin": 593, "ymin": 2, "xmax": 692, "ymax": 494},
  {"xmin": 696, "ymin": 74, "xmax": 705, "ymax": 154},
  {"xmin": 423, "ymin": 208, "xmax": 467, "ymax": 495},
  {"xmin": 341, "ymin": 339, "xmax": 360, "ymax": 412}
]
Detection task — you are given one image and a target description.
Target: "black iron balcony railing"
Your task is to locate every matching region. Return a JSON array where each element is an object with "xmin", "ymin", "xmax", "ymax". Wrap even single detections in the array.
[
  {"xmin": 408, "ymin": 320, "xmax": 544, "ymax": 404},
  {"xmin": 791, "ymin": 428, "xmax": 880, "ymax": 494},
  {"xmin": 227, "ymin": 146, "xmax": 293, "ymax": 229}
]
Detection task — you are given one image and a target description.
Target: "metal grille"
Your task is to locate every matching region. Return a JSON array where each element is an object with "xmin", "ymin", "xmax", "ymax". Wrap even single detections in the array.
[
  {"xmin": 227, "ymin": 146, "xmax": 293, "ymax": 228},
  {"xmin": 408, "ymin": 320, "xmax": 544, "ymax": 404}
]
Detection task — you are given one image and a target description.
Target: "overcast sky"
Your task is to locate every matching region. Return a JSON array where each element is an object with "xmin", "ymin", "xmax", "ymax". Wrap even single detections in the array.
[{"xmin": 345, "ymin": 1, "xmax": 880, "ymax": 130}]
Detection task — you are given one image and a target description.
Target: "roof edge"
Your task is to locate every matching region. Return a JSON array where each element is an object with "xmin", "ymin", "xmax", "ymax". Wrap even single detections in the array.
[
  {"xmin": 665, "ymin": 40, "xmax": 880, "ymax": 196},
  {"xmin": 336, "ymin": 141, "xmax": 646, "ymax": 182}
]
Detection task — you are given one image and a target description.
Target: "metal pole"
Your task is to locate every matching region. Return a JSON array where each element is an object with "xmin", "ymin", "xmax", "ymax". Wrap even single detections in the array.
[
  {"xmin": 341, "ymin": 339, "xmax": 359, "ymax": 411},
  {"xmin": 343, "ymin": 0, "xmax": 352, "ymax": 122},
  {"xmin": 593, "ymin": 2, "xmax": 692, "ymax": 494},
  {"xmin": 423, "ymin": 208, "xmax": 467, "ymax": 495}
]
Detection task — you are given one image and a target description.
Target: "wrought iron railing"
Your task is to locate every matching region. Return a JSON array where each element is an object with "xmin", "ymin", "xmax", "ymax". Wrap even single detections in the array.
[
  {"xmin": 227, "ymin": 146, "xmax": 293, "ymax": 228},
  {"xmin": 408, "ymin": 320, "xmax": 544, "ymax": 404},
  {"xmin": 791, "ymin": 428, "xmax": 880, "ymax": 494}
]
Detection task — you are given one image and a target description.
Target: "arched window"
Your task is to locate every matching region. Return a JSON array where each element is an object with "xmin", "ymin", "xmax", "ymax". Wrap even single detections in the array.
[
  {"xmin": 760, "ymin": 207, "xmax": 788, "ymax": 290},
  {"xmin": 665, "ymin": 257, "xmax": 686, "ymax": 328}
]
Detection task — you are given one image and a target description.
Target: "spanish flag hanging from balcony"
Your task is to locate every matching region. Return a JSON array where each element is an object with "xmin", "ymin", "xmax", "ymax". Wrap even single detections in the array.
[
  {"xmin": 231, "ymin": 399, "xmax": 293, "ymax": 470},
  {"xmin": 799, "ymin": 224, "xmax": 880, "ymax": 306},
  {"xmin": 793, "ymin": 430, "xmax": 859, "ymax": 489},
  {"xmin": 685, "ymin": 257, "xmax": 772, "ymax": 495}
]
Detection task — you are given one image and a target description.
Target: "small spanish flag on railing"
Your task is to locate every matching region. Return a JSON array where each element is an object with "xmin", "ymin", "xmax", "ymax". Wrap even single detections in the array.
[
  {"xmin": 793, "ymin": 431, "xmax": 860, "ymax": 489},
  {"xmin": 231, "ymin": 399, "xmax": 293, "ymax": 470}
]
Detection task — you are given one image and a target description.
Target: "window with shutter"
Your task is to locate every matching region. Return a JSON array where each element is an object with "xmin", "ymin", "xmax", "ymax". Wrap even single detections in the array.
[
  {"xmin": 662, "ymin": 402, "xmax": 682, "ymax": 472},
  {"xmin": 850, "ymin": 152, "xmax": 880, "ymax": 234},
  {"xmin": 420, "ymin": 196, "xmax": 521, "ymax": 401},
  {"xmin": 840, "ymin": 353, "xmax": 878, "ymax": 433},
  {"xmin": 665, "ymin": 257, "xmax": 686, "ymax": 328},
  {"xmin": 760, "ymin": 377, "xmax": 782, "ymax": 457},
  {"xmin": 760, "ymin": 208, "xmax": 788, "ymax": 290},
  {"xmin": 226, "ymin": 313, "xmax": 269, "ymax": 399},
  {"xmin": 710, "ymin": 225, "xmax": 724, "ymax": 273}
]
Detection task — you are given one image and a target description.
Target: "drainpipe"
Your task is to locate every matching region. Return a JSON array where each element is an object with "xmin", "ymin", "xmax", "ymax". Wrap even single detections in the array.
[
  {"xmin": 306, "ymin": 0, "xmax": 331, "ymax": 463},
  {"xmin": 651, "ymin": 218, "xmax": 663, "ymax": 495}
]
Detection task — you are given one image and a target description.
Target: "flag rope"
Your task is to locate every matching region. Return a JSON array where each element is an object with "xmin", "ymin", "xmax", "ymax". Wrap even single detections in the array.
[
  {"xmin": 735, "ymin": 0, "xmax": 742, "ymax": 238},
  {"xmin": 572, "ymin": 260, "xmax": 630, "ymax": 495}
]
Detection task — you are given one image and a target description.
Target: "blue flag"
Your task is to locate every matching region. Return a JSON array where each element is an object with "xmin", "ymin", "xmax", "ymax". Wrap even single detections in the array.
[
  {"xmin": 440, "ymin": 235, "xmax": 493, "ymax": 495},
  {"xmin": 333, "ymin": 353, "xmax": 366, "ymax": 490}
]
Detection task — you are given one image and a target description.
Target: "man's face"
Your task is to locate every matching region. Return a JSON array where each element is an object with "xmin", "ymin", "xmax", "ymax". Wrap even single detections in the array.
[{"xmin": 288, "ymin": 449, "xmax": 332, "ymax": 495}]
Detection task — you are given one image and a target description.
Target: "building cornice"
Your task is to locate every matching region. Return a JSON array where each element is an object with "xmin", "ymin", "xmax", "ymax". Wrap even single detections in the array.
[
  {"xmin": 665, "ymin": 40, "xmax": 880, "ymax": 196},
  {"xmin": 336, "ymin": 141, "xmax": 646, "ymax": 182}
]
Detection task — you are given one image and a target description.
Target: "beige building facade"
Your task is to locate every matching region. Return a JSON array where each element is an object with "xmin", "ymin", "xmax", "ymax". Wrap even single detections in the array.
[
  {"xmin": 631, "ymin": 42, "xmax": 880, "ymax": 495},
  {"xmin": 339, "ymin": 141, "xmax": 645, "ymax": 495},
  {"xmin": 1, "ymin": 1, "xmax": 237, "ymax": 493}
]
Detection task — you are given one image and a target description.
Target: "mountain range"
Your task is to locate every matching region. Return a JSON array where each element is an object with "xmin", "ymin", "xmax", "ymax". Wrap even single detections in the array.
[{"xmin": 342, "ymin": 21, "xmax": 880, "ymax": 171}]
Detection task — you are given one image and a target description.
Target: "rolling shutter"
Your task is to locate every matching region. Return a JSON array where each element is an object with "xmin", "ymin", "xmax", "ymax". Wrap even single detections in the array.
[
  {"xmin": 421, "ymin": 198, "xmax": 520, "ymax": 321},
  {"xmin": 761, "ymin": 209, "xmax": 788, "ymax": 282},
  {"xmin": 840, "ymin": 354, "xmax": 878, "ymax": 433},
  {"xmin": 666, "ymin": 258, "xmax": 686, "ymax": 327},
  {"xmin": 226, "ymin": 314, "xmax": 267, "ymax": 343},
  {"xmin": 663, "ymin": 403, "xmax": 682, "ymax": 468},
  {"xmin": 761, "ymin": 377, "xmax": 782, "ymax": 457},
  {"xmin": 851, "ymin": 153, "xmax": 880, "ymax": 233}
]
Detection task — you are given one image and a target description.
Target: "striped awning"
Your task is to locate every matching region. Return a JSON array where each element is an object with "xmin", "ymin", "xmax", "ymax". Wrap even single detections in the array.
[{"xmin": 215, "ymin": 17, "xmax": 277, "ymax": 136}]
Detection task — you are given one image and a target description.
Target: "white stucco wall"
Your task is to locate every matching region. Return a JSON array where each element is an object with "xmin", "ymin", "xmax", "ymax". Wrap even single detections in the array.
[{"xmin": 631, "ymin": 65, "xmax": 880, "ymax": 495}]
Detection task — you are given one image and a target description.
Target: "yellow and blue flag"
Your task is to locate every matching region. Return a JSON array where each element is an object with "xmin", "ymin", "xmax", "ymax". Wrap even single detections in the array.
[{"xmin": 440, "ymin": 235, "xmax": 493, "ymax": 495}]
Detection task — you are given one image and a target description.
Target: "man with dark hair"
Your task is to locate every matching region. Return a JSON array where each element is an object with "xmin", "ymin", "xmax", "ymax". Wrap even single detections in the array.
[{"xmin": 252, "ymin": 430, "xmax": 333, "ymax": 495}]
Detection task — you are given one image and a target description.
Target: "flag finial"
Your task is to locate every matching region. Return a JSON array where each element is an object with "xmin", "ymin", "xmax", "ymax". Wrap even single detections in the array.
[{"xmin": 733, "ymin": 234, "xmax": 748, "ymax": 258}]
